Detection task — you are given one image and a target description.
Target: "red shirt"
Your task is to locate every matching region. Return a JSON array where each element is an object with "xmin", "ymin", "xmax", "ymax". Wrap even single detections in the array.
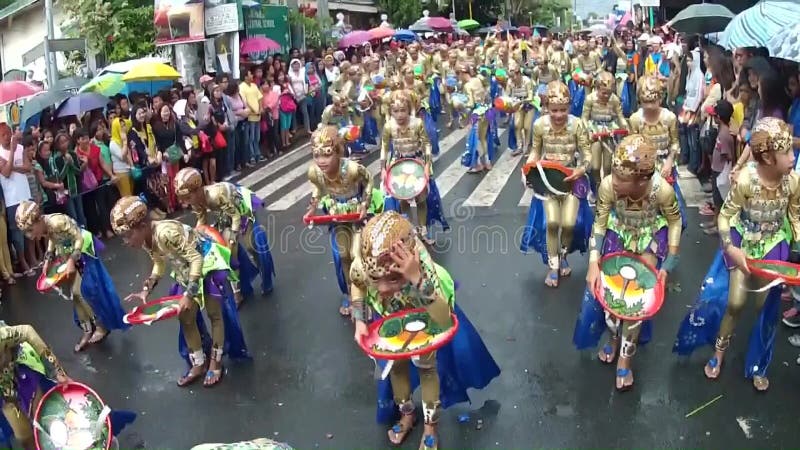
[{"xmin": 77, "ymin": 143, "xmax": 104, "ymax": 182}]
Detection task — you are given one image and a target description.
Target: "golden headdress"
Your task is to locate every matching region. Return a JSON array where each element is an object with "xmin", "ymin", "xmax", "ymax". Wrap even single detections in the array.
[
  {"xmin": 545, "ymin": 81, "xmax": 570, "ymax": 106},
  {"xmin": 15, "ymin": 200, "xmax": 41, "ymax": 231},
  {"xmin": 389, "ymin": 89, "xmax": 414, "ymax": 112},
  {"xmin": 611, "ymin": 134, "xmax": 657, "ymax": 178},
  {"xmin": 575, "ymin": 40, "xmax": 587, "ymax": 52},
  {"xmin": 439, "ymin": 44, "xmax": 449, "ymax": 52},
  {"xmin": 110, "ymin": 196, "xmax": 149, "ymax": 234},
  {"xmin": 595, "ymin": 71, "xmax": 615, "ymax": 91},
  {"xmin": 750, "ymin": 117, "xmax": 793, "ymax": 155},
  {"xmin": 174, "ymin": 167, "xmax": 203, "ymax": 198},
  {"xmin": 359, "ymin": 211, "xmax": 417, "ymax": 280},
  {"xmin": 638, "ymin": 75, "xmax": 663, "ymax": 103},
  {"xmin": 331, "ymin": 93, "xmax": 348, "ymax": 108},
  {"xmin": 508, "ymin": 60, "xmax": 521, "ymax": 73},
  {"xmin": 311, "ymin": 125, "xmax": 345, "ymax": 157}
]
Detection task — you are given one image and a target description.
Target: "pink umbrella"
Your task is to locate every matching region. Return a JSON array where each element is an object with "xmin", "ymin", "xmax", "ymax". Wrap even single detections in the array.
[
  {"xmin": 240, "ymin": 36, "xmax": 281, "ymax": 55},
  {"xmin": 369, "ymin": 26, "xmax": 394, "ymax": 40},
  {"xmin": 616, "ymin": 12, "xmax": 633, "ymax": 29},
  {"xmin": 426, "ymin": 16, "xmax": 453, "ymax": 31},
  {"xmin": 339, "ymin": 30, "xmax": 373, "ymax": 48},
  {"xmin": 518, "ymin": 26, "xmax": 532, "ymax": 36},
  {"xmin": 0, "ymin": 81, "xmax": 42, "ymax": 105}
]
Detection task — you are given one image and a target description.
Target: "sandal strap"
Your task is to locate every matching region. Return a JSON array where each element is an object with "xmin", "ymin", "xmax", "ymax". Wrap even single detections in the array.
[
  {"xmin": 616, "ymin": 368, "xmax": 630, "ymax": 377},
  {"xmin": 707, "ymin": 357, "xmax": 719, "ymax": 369}
]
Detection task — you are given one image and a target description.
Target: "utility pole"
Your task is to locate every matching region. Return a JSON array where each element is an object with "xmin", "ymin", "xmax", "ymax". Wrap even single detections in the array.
[
  {"xmin": 44, "ymin": 0, "xmax": 57, "ymax": 87},
  {"xmin": 317, "ymin": 0, "xmax": 329, "ymax": 47}
]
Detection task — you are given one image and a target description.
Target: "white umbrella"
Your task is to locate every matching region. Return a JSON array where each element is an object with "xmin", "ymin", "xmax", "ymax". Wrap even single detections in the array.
[{"xmin": 768, "ymin": 22, "xmax": 800, "ymax": 62}]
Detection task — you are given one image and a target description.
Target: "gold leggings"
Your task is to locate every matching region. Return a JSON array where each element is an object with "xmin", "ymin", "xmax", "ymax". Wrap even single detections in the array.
[
  {"xmin": 225, "ymin": 225, "xmax": 262, "ymax": 275},
  {"xmin": 543, "ymin": 194, "xmax": 580, "ymax": 269},
  {"xmin": 606, "ymin": 253, "xmax": 658, "ymax": 352},
  {"xmin": 399, "ymin": 188, "xmax": 428, "ymax": 229},
  {"xmin": 67, "ymin": 272, "xmax": 96, "ymax": 331},
  {"xmin": 179, "ymin": 292, "xmax": 225, "ymax": 364},
  {"xmin": 2, "ymin": 389, "xmax": 42, "ymax": 449},
  {"xmin": 717, "ymin": 268, "xmax": 770, "ymax": 343},
  {"xmin": 513, "ymin": 109, "xmax": 534, "ymax": 152},
  {"xmin": 0, "ymin": 214, "xmax": 14, "ymax": 278},
  {"xmin": 474, "ymin": 118, "xmax": 489, "ymax": 161},
  {"xmin": 333, "ymin": 224, "xmax": 361, "ymax": 295},
  {"xmin": 590, "ymin": 141, "xmax": 612, "ymax": 187},
  {"xmin": 390, "ymin": 350, "xmax": 441, "ymax": 424}
]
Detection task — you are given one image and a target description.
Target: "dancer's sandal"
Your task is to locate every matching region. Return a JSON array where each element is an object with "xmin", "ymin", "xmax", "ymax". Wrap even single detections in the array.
[
  {"xmin": 74, "ymin": 330, "xmax": 93, "ymax": 353},
  {"xmin": 544, "ymin": 271, "xmax": 559, "ymax": 288},
  {"xmin": 598, "ymin": 336, "xmax": 619, "ymax": 364},
  {"xmin": 752, "ymin": 376, "xmax": 769, "ymax": 392},
  {"xmin": 387, "ymin": 414, "xmax": 416, "ymax": 446},
  {"xmin": 88, "ymin": 328, "xmax": 109, "ymax": 344},
  {"xmin": 177, "ymin": 365, "xmax": 206, "ymax": 387},
  {"xmin": 704, "ymin": 356, "xmax": 722, "ymax": 380},
  {"xmin": 559, "ymin": 259, "xmax": 572, "ymax": 277},
  {"xmin": 419, "ymin": 433, "xmax": 439, "ymax": 450},
  {"xmin": 615, "ymin": 367, "xmax": 634, "ymax": 391},
  {"xmin": 339, "ymin": 297, "xmax": 351, "ymax": 316},
  {"xmin": 204, "ymin": 366, "xmax": 224, "ymax": 387}
]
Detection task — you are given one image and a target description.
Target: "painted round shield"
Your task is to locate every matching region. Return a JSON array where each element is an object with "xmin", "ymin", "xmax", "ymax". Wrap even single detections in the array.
[
  {"xmin": 34, "ymin": 382, "xmax": 112, "ymax": 450},
  {"xmin": 595, "ymin": 252, "xmax": 665, "ymax": 321},
  {"xmin": 339, "ymin": 125, "xmax": 361, "ymax": 143},
  {"xmin": 371, "ymin": 74, "xmax": 386, "ymax": 89},
  {"xmin": 196, "ymin": 225, "xmax": 227, "ymax": 247},
  {"xmin": 493, "ymin": 96, "xmax": 518, "ymax": 113},
  {"xmin": 302, "ymin": 212, "xmax": 362, "ymax": 226},
  {"xmin": 359, "ymin": 308, "xmax": 459, "ymax": 360},
  {"xmin": 123, "ymin": 295, "xmax": 182, "ymax": 325},
  {"xmin": 522, "ymin": 161, "xmax": 574, "ymax": 197},
  {"xmin": 36, "ymin": 258, "xmax": 70, "ymax": 292},
  {"xmin": 747, "ymin": 259, "xmax": 800, "ymax": 285},
  {"xmin": 451, "ymin": 93, "xmax": 468, "ymax": 112},
  {"xmin": 385, "ymin": 158, "xmax": 429, "ymax": 201}
]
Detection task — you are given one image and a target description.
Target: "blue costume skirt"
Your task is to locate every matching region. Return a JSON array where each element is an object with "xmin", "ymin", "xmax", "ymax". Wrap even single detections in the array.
[
  {"xmin": 429, "ymin": 79, "xmax": 442, "ymax": 118},
  {"xmin": 0, "ymin": 365, "xmax": 136, "ymax": 447},
  {"xmin": 669, "ymin": 167, "xmax": 688, "ymax": 231},
  {"xmin": 231, "ymin": 194, "xmax": 276, "ymax": 297},
  {"xmin": 620, "ymin": 80, "xmax": 634, "ymax": 117},
  {"xmin": 673, "ymin": 230, "xmax": 787, "ymax": 379},
  {"xmin": 572, "ymin": 227, "xmax": 668, "ymax": 349},
  {"xmin": 384, "ymin": 179, "xmax": 449, "ymax": 232},
  {"xmin": 519, "ymin": 178, "xmax": 594, "ymax": 264},
  {"xmin": 172, "ymin": 269, "xmax": 251, "ymax": 368},
  {"xmin": 360, "ymin": 113, "xmax": 380, "ymax": 147},
  {"xmin": 421, "ymin": 109, "xmax": 440, "ymax": 156},
  {"xmin": 374, "ymin": 304, "xmax": 501, "ymax": 424},
  {"xmin": 74, "ymin": 237, "xmax": 129, "ymax": 333},
  {"xmin": 461, "ymin": 109, "xmax": 498, "ymax": 168},
  {"xmin": 568, "ymin": 80, "xmax": 585, "ymax": 117}
]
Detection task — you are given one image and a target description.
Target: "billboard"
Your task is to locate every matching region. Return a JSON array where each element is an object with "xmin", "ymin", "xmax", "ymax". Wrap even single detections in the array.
[
  {"xmin": 243, "ymin": 4, "xmax": 290, "ymax": 56},
  {"xmin": 154, "ymin": 0, "xmax": 206, "ymax": 46}
]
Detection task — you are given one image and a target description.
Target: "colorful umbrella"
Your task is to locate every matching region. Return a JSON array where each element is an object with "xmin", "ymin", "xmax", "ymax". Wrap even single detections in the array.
[
  {"xmin": 426, "ymin": 16, "xmax": 453, "ymax": 31},
  {"xmin": 55, "ymin": 92, "xmax": 109, "ymax": 118},
  {"xmin": 0, "ymin": 81, "xmax": 42, "ymax": 105},
  {"xmin": 240, "ymin": 36, "xmax": 281, "ymax": 55},
  {"xmin": 667, "ymin": 3, "xmax": 734, "ymax": 35},
  {"xmin": 338, "ymin": 30, "xmax": 373, "ymax": 48},
  {"xmin": 122, "ymin": 61, "xmax": 180, "ymax": 82},
  {"xmin": 19, "ymin": 90, "xmax": 71, "ymax": 125},
  {"xmin": 719, "ymin": 0, "xmax": 800, "ymax": 50},
  {"xmin": 98, "ymin": 57, "xmax": 170, "ymax": 77},
  {"xmin": 369, "ymin": 26, "xmax": 394, "ymax": 40},
  {"xmin": 79, "ymin": 73, "xmax": 126, "ymax": 96},
  {"xmin": 768, "ymin": 22, "xmax": 800, "ymax": 62},
  {"xmin": 394, "ymin": 29, "xmax": 417, "ymax": 42},
  {"xmin": 458, "ymin": 19, "xmax": 480, "ymax": 31}
]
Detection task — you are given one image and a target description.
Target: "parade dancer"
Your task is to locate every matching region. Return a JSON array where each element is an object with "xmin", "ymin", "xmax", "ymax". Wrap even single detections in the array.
[
  {"xmin": 674, "ymin": 118, "xmax": 800, "ymax": 392},
  {"xmin": 350, "ymin": 211, "xmax": 500, "ymax": 450},
  {"xmin": 15, "ymin": 201, "xmax": 128, "ymax": 352},
  {"xmin": 174, "ymin": 168, "xmax": 276, "ymax": 306},
  {"xmin": 306, "ymin": 125, "xmax": 383, "ymax": 316},
  {"xmin": 441, "ymin": 49, "xmax": 460, "ymax": 129},
  {"xmin": 341, "ymin": 65, "xmax": 375, "ymax": 157},
  {"xmin": 573, "ymin": 135, "xmax": 682, "ymax": 390},
  {"xmin": 506, "ymin": 61, "xmax": 535, "ymax": 157},
  {"xmin": 460, "ymin": 64, "xmax": 493, "ymax": 173},
  {"xmin": 112, "ymin": 196, "xmax": 248, "ymax": 387},
  {"xmin": 381, "ymin": 90, "xmax": 448, "ymax": 243},
  {"xmin": 521, "ymin": 81, "xmax": 593, "ymax": 287},
  {"xmin": 629, "ymin": 76, "xmax": 687, "ymax": 229},
  {"xmin": 581, "ymin": 71, "xmax": 629, "ymax": 190},
  {"xmin": 320, "ymin": 94, "xmax": 364, "ymax": 156}
]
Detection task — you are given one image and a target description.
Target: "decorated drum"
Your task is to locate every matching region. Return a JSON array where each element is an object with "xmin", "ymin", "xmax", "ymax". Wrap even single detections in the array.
[
  {"xmin": 450, "ymin": 93, "xmax": 469, "ymax": 112},
  {"xmin": 302, "ymin": 211, "xmax": 362, "ymax": 226},
  {"xmin": 572, "ymin": 70, "xmax": 593, "ymax": 86},
  {"xmin": 371, "ymin": 74, "xmax": 386, "ymax": 89},
  {"xmin": 595, "ymin": 252, "xmax": 665, "ymax": 321},
  {"xmin": 196, "ymin": 225, "xmax": 227, "ymax": 247},
  {"xmin": 493, "ymin": 68, "xmax": 508, "ymax": 84},
  {"xmin": 522, "ymin": 161, "xmax": 575, "ymax": 198},
  {"xmin": 34, "ymin": 382, "xmax": 112, "ymax": 450},
  {"xmin": 358, "ymin": 308, "xmax": 459, "ymax": 360},
  {"xmin": 493, "ymin": 96, "xmax": 519, "ymax": 113},
  {"xmin": 591, "ymin": 128, "xmax": 628, "ymax": 141},
  {"xmin": 385, "ymin": 158, "xmax": 429, "ymax": 201},
  {"xmin": 445, "ymin": 75, "xmax": 458, "ymax": 93},
  {"xmin": 36, "ymin": 258, "xmax": 70, "ymax": 292},
  {"xmin": 747, "ymin": 259, "xmax": 800, "ymax": 286},
  {"xmin": 339, "ymin": 125, "xmax": 361, "ymax": 143},
  {"xmin": 123, "ymin": 295, "xmax": 182, "ymax": 325}
]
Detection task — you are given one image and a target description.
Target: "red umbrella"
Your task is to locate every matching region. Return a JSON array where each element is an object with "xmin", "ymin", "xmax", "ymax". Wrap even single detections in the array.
[
  {"xmin": 339, "ymin": 30, "xmax": 373, "ymax": 48},
  {"xmin": 369, "ymin": 26, "xmax": 395, "ymax": 40},
  {"xmin": 240, "ymin": 36, "xmax": 281, "ymax": 55},
  {"xmin": 426, "ymin": 16, "xmax": 453, "ymax": 32},
  {"xmin": 0, "ymin": 81, "xmax": 42, "ymax": 105},
  {"xmin": 518, "ymin": 26, "xmax": 532, "ymax": 36}
]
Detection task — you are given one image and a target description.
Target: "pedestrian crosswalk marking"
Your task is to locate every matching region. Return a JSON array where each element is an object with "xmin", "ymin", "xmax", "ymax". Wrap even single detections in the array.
[
  {"xmin": 436, "ymin": 129, "xmax": 508, "ymax": 200},
  {"xmin": 238, "ymin": 142, "xmax": 311, "ymax": 186},
  {"xmin": 265, "ymin": 128, "xmax": 470, "ymax": 211},
  {"xmin": 519, "ymin": 188, "xmax": 533, "ymax": 207},
  {"xmin": 463, "ymin": 150, "xmax": 522, "ymax": 207},
  {"xmin": 253, "ymin": 160, "xmax": 314, "ymax": 201}
]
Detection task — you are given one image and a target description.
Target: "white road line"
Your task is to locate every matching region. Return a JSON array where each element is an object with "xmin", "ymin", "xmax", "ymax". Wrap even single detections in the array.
[
  {"xmin": 266, "ymin": 128, "xmax": 470, "ymax": 211},
  {"xmin": 253, "ymin": 161, "xmax": 312, "ymax": 200},
  {"xmin": 463, "ymin": 150, "xmax": 523, "ymax": 207},
  {"xmin": 437, "ymin": 129, "xmax": 507, "ymax": 199},
  {"xmin": 237, "ymin": 142, "xmax": 311, "ymax": 187},
  {"xmin": 519, "ymin": 189, "xmax": 533, "ymax": 207}
]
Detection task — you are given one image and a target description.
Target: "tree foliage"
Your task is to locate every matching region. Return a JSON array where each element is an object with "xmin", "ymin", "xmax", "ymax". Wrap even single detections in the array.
[
  {"xmin": 376, "ymin": 0, "xmax": 423, "ymax": 28},
  {"xmin": 60, "ymin": 0, "xmax": 156, "ymax": 63},
  {"xmin": 288, "ymin": 10, "xmax": 334, "ymax": 49}
]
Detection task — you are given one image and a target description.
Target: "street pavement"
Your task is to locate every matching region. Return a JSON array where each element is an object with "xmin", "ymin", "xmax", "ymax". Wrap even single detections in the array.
[{"xmin": 2, "ymin": 123, "xmax": 800, "ymax": 449}]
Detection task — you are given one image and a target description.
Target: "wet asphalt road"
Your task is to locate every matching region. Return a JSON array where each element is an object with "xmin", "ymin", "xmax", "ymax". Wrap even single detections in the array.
[{"xmin": 2, "ymin": 128, "xmax": 800, "ymax": 449}]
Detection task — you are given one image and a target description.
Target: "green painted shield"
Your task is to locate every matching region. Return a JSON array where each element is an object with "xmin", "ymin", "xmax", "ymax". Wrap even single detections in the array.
[{"xmin": 387, "ymin": 160, "xmax": 426, "ymax": 200}]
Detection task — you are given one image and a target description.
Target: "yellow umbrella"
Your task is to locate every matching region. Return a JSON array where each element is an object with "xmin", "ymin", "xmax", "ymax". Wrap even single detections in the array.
[{"xmin": 121, "ymin": 61, "xmax": 180, "ymax": 82}]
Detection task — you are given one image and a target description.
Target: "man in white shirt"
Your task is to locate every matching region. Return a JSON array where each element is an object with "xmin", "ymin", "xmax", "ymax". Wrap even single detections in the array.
[{"xmin": 0, "ymin": 124, "xmax": 33, "ymax": 276}]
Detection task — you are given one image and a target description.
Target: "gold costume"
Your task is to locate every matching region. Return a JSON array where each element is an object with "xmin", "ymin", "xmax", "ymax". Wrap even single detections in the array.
[
  {"xmin": 527, "ymin": 83, "xmax": 591, "ymax": 272},
  {"xmin": 506, "ymin": 68, "xmax": 535, "ymax": 152},
  {"xmin": 550, "ymin": 50, "xmax": 572, "ymax": 77},
  {"xmin": 350, "ymin": 212, "xmax": 452, "ymax": 428},
  {"xmin": 0, "ymin": 324, "xmax": 67, "ymax": 446},
  {"xmin": 581, "ymin": 82, "xmax": 629, "ymax": 182},
  {"xmin": 464, "ymin": 76, "xmax": 489, "ymax": 164},
  {"xmin": 629, "ymin": 108, "xmax": 679, "ymax": 173}
]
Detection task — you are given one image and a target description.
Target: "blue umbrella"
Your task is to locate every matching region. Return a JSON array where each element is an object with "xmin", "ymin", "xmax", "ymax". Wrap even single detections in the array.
[
  {"xmin": 719, "ymin": 0, "xmax": 800, "ymax": 50},
  {"xmin": 55, "ymin": 92, "xmax": 109, "ymax": 118},
  {"xmin": 394, "ymin": 29, "xmax": 417, "ymax": 42}
]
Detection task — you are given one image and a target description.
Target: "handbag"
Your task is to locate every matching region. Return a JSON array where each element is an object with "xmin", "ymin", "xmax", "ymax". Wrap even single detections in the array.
[
  {"xmin": 166, "ymin": 144, "xmax": 183, "ymax": 163},
  {"xmin": 213, "ymin": 130, "xmax": 227, "ymax": 149},
  {"xmin": 81, "ymin": 168, "xmax": 98, "ymax": 191}
]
